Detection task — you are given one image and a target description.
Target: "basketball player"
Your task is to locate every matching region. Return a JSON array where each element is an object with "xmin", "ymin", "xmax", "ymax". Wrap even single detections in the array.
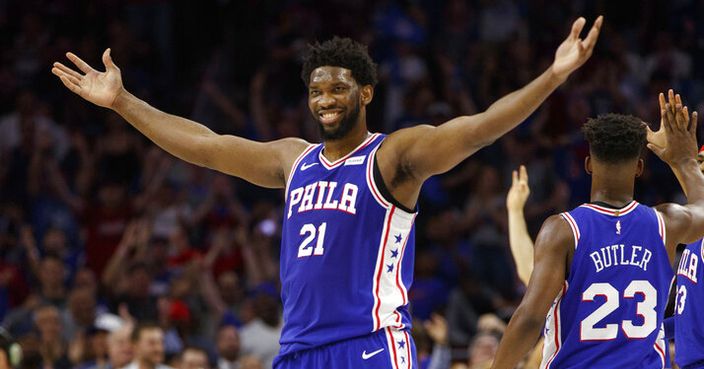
[
  {"xmin": 669, "ymin": 143, "xmax": 704, "ymax": 368},
  {"xmin": 51, "ymin": 16, "xmax": 602, "ymax": 369},
  {"xmin": 491, "ymin": 93, "xmax": 703, "ymax": 369}
]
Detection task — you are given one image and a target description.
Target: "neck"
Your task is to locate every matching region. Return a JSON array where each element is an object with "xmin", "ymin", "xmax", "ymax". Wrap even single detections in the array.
[
  {"xmin": 138, "ymin": 359, "xmax": 156, "ymax": 369},
  {"xmin": 590, "ymin": 170, "xmax": 635, "ymax": 207},
  {"xmin": 321, "ymin": 119, "xmax": 369, "ymax": 162}
]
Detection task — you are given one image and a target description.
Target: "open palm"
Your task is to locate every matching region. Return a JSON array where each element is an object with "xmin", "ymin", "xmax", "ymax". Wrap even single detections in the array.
[
  {"xmin": 52, "ymin": 49, "xmax": 123, "ymax": 109},
  {"xmin": 552, "ymin": 16, "xmax": 603, "ymax": 80}
]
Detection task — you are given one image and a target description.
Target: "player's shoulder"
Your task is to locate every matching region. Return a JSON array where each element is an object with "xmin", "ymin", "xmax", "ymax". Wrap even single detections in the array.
[
  {"xmin": 382, "ymin": 124, "xmax": 435, "ymax": 149},
  {"xmin": 537, "ymin": 214, "xmax": 575, "ymax": 247}
]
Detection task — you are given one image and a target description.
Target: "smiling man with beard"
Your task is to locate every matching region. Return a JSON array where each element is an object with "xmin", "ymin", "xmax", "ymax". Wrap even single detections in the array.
[{"xmin": 52, "ymin": 16, "xmax": 602, "ymax": 369}]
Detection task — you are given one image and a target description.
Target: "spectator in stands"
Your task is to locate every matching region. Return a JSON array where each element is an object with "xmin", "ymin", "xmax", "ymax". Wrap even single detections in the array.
[
  {"xmin": 33, "ymin": 304, "xmax": 70, "ymax": 369},
  {"xmin": 177, "ymin": 347, "xmax": 209, "ymax": 369},
  {"xmin": 120, "ymin": 323, "xmax": 172, "ymax": 369},
  {"xmin": 214, "ymin": 325, "xmax": 239, "ymax": 369}
]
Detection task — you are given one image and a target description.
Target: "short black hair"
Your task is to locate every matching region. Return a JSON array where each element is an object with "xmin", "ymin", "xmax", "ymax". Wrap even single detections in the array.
[
  {"xmin": 301, "ymin": 36, "xmax": 378, "ymax": 87},
  {"xmin": 582, "ymin": 113, "xmax": 646, "ymax": 163},
  {"xmin": 131, "ymin": 322, "xmax": 162, "ymax": 342}
]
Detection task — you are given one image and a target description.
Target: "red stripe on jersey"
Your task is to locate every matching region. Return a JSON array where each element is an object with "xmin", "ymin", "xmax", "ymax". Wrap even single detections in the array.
[
  {"xmin": 387, "ymin": 328, "xmax": 400, "ymax": 369},
  {"xmin": 374, "ymin": 206, "xmax": 396, "ymax": 330}
]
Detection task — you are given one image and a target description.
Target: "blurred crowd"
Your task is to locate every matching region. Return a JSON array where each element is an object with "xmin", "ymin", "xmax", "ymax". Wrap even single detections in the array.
[{"xmin": 1, "ymin": 0, "xmax": 703, "ymax": 368}]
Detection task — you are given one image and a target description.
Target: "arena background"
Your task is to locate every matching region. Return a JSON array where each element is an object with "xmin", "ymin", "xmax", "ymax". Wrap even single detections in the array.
[{"xmin": 1, "ymin": 1, "xmax": 703, "ymax": 368}]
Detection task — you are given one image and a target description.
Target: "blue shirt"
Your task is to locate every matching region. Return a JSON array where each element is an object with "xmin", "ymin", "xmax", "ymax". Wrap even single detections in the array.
[
  {"xmin": 279, "ymin": 133, "xmax": 416, "ymax": 355},
  {"xmin": 541, "ymin": 201, "xmax": 673, "ymax": 369}
]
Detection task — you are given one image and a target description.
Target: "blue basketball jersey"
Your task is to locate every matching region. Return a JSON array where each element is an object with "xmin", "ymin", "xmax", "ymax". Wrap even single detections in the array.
[
  {"xmin": 541, "ymin": 202, "xmax": 674, "ymax": 369},
  {"xmin": 674, "ymin": 239, "xmax": 704, "ymax": 368},
  {"xmin": 279, "ymin": 133, "xmax": 416, "ymax": 357}
]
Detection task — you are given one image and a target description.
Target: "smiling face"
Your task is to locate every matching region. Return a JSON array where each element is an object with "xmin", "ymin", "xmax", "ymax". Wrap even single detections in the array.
[{"xmin": 307, "ymin": 66, "xmax": 372, "ymax": 140}]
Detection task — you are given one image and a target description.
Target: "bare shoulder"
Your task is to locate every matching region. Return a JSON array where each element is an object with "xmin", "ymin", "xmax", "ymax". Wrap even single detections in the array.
[
  {"xmin": 273, "ymin": 137, "xmax": 314, "ymax": 174},
  {"xmin": 535, "ymin": 214, "xmax": 574, "ymax": 251},
  {"xmin": 376, "ymin": 124, "xmax": 434, "ymax": 168},
  {"xmin": 654, "ymin": 202, "xmax": 690, "ymax": 245}
]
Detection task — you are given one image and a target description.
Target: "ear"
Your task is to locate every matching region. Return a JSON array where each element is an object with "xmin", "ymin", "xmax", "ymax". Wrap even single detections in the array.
[
  {"xmin": 584, "ymin": 156, "xmax": 592, "ymax": 175},
  {"xmin": 360, "ymin": 85, "xmax": 374, "ymax": 106},
  {"xmin": 635, "ymin": 158, "xmax": 644, "ymax": 178}
]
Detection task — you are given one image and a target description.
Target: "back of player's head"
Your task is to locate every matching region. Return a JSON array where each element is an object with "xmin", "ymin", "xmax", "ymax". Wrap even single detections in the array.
[
  {"xmin": 582, "ymin": 113, "xmax": 646, "ymax": 163},
  {"xmin": 301, "ymin": 36, "xmax": 378, "ymax": 87}
]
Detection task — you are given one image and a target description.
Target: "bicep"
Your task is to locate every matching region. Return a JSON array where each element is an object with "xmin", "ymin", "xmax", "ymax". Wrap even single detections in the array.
[
  {"xmin": 202, "ymin": 135, "xmax": 309, "ymax": 188},
  {"xmin": 386, "ymin": 116, "xmax": 490, "ymax": 179},
  {"xmin": 657, "ymin": 202, "xmax": 704, "ymax": 247}
]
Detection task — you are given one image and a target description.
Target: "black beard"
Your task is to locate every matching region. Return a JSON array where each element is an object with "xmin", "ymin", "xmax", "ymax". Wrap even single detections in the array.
[{"xmin": 318, "ymin": 100, "xmax": 360, "ymax": 140}]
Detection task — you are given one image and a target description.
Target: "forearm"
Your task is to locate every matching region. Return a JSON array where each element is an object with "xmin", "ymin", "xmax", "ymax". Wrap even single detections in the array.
[
  {"xmin": 476, "ymin": 67, "xmax": 564, "ymax": 144},
  {"xmin": 112, "ymin": 90, "xmax": 217, "ymax": 167},
  {"xmin": 405, "ymin": 68, "xmax": 565, "ymax": 178},
  {"xmin": 491, "ymin": 310, "xmax": 544, "ymax": 369},
  {"xmin": 671, "ymin": 159, "xmax": 704, "ymax": 203},
  {"xmin": 508, "ymin": 209, "xmax": 534, "ymax": 285}
]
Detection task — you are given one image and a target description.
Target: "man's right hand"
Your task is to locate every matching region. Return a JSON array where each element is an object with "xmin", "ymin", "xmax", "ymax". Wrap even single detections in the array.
[
  {"xmin": 646, "ymin": 89, "xmax": 698, "ymax": 167},
  {"xmin": 52, "ymin": 48, "xmax": 124, "ymax": 109},
  {"xmin": 507, "ymin": 165, "xmax": 530, "ymax": 212}
]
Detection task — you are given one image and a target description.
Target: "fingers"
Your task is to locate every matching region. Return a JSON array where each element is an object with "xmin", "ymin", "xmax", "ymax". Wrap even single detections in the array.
[
  {"xmin": 691, "ymin": 111, "xmax": 699, "ymax": 138},
  {"xmin": 581, "ymin": 15, "xmax": 603, "ymax": 52},
  {"xmin": 511, "ymin": 170, "xmax": 518, "ymax": 186},
  {"xmin": 52, "ymin": 62, "xmax": 83, "ymax": 80},
  {"xmin": 664, "ymin": 103, "xmax": 676, "ymax": 132},
  {"xmin": 658, "ymin": 92, "xmax": 666, "ymax": 112},
  {"xmin": 569, "ymin": 17, "xmax": 587, "ymax": 40},
  {"xmin": 102, "ymin": 48, "xmax": 118, "ymax": 71},
  {"xmin": 674, "ymin": 103, "xmax": 687, "ymax": 131},
  {"xmin": 58, "ymin": 75, "xmax": 82, "ymax": 95},
  {"xmin": 668, "ymin": 89, "xmax": 676, "ymax": 114},
  {"xmin": 66, "ymin": 52, "xmax": 95, "ymax": 74},
  {"xmin": 519, "ymin": 165, "xmax": 528, "ymax": 184},
  {"xmin": 681, "ymin": 105, "xmax": 690, "ymax": 130}
]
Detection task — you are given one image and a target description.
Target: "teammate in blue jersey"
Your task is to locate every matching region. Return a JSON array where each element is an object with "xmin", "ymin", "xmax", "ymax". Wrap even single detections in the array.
[
  {"xmin": 51, "ymin": 16, "xmax": 602, "ymax": 369},
  {"xmin": 492, "ymin": 92, "xmax": 704, "ymax": 369},
  {"xmin": 665, "ymin": 144, "xmax": 704, "ymax": 369}
]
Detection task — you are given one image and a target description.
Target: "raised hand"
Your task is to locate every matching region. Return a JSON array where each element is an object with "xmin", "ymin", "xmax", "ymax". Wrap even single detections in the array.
[
  {"xmin": 647, "ymin": 90, "xmax": 698, "ymax": 166},
  {"xmin": 507, "ymin": 165, "xmax": 530, "ymax": 212},
  {"xmin": 551, "ymin": 16, "xmax": 603, "ymax": 81},
  {"xmin": 423, "ymin": 313, "xmax": 448, "ymax": 346},
  {"xmin": 51, "ymin": 48, "xmax": 124, "ymax": 109},
  {"xmin": 647, "ymin": 90, "xmax": 684, "ymax": 150}
]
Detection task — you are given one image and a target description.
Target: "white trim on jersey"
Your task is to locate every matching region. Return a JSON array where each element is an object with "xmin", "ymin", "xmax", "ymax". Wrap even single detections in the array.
[
  {"xmin": 540, "ymin": 282, "xmax": 568, "ymax": 369},
  {"xmin": 560, "ymin": 212, "xmax": 580, "ymax": 249},
  {"xmin": 371, "ymin": 206, "xmax": 416, "ymax": 332},
  {"xmin": 385, "ymin": 327, "xmax": 412, "ymax": 369},
  {"xmin": 580, "ymin": 201, "xmax": 639, "ymax": 216},
  {"xmin": 700, "ymin": 238, "xmax": 704, "ymax": 262},
  {"xmin": 285, "ymin": 144, "xmax": 318, "ymax": 200},
  {"xmin": 653, "ymin": 324, "xmax": 666, "ymax": 369},
  {"xmin": 366, "ymin": 143, "xmax": 391, "ymax": 209},
  {"xmin": 319, "ymin": 132, "xmax": 380, "ymax": 169},
  {"xmin": 655, "ymin": 210, "xmax": 667, "ymax": 246}
]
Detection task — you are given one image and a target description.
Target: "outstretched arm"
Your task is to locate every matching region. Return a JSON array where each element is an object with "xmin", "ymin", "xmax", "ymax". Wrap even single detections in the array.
[
  {"xmin": 52, "ymin": 49, "xmax": 308, "ymax": 188},
  {"xmin": 491, "ymin": 215, "xmax": 572, "ymax": 369},
  {"xmin": 381, "ymin": 16, "xmax": 603, "ymax": 183},
  {"xmin": 507, "ymin": 165, "xmax": 534, "ymax": 285},
  {"xmin": 647, "ymin": 90, "xmax": 704, "ymax": 248}
]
